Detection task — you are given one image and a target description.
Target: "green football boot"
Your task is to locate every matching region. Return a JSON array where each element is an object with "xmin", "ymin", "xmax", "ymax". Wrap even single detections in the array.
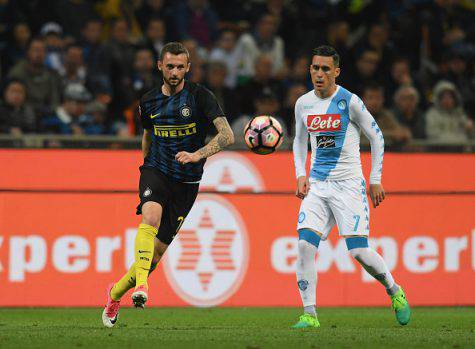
[
  {"xmin": 291, "ymin": 313, "xmax": 320, "ymax": 329},
  {"xmin": 391, "ymin": 288, "xmax": 411, "ymax": 325}
]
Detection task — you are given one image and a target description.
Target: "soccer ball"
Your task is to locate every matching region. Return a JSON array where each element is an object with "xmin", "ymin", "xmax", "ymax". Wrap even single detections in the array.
[{"xmin": 244, "ymin": 115, "xmax": 284, "ymax": 155}]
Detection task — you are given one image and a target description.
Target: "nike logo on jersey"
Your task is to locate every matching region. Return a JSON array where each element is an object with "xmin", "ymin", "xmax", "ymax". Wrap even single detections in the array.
[
  {"xmin": 307, "ymin": 114, "xmax": 341, "ymax": 132},
  {"xmin": 150, "ymin": 113, "xmax": 160, "ymax": 119},
  {"xmin": 138, "ymin": 250, "xmax": 151, "ymax": 253}
]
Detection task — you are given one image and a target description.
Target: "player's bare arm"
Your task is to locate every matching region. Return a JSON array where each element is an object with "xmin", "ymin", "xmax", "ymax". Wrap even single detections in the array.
[
  {"xmin": 175, "ymin": 117, "xmax": 234, "ymax": 164},
  {"xmin": 142, "ymin": 129, "xmax": 152, "ymax": 158}
]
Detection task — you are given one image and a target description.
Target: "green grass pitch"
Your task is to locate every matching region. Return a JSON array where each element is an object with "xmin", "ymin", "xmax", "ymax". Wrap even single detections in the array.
[{"xmin": 0, "ymin": 307, "xmax": 473, "ymax": 348}]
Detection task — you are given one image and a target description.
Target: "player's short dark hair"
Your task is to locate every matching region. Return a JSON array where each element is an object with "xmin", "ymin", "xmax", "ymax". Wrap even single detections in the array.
[
  {"xmin": 159, "ymin": 42, "xmax": 190, "ymax": 62},
  {"xmin": 312, "ymin": 45, "xmax": 340, "ymax": 67}
]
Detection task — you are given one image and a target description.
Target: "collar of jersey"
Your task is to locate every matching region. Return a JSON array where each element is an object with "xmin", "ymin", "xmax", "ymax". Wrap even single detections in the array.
[{"xmin": 313, "ymin": 85, "xmax": 340, "ymax": 101}]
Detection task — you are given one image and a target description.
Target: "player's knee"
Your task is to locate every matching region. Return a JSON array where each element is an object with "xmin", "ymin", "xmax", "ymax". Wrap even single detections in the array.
[
  {"xmin": 142, "ymin": 217, "xmax": 159, "ymax": 228},
  {"xmin": 348, "ymin": 248, "xmax": 364, "ymax": 261},
  {"xmin": 297, "ymin": 239, "xmax": 316, "ymax": 257},
  {"xmin": 141, "ymin": 204, "xmax": 162, "ymax": 227},
  {"xmin": 142, "ymin": 210, "xmax": 161, "ymax": 227},
  {"xmin": 345, "ymin": 236, "xmax": 369, "ymax": 260},
  {"xmin": 298, "ymin": 229, "xmax": 321, "ymax": 249}
]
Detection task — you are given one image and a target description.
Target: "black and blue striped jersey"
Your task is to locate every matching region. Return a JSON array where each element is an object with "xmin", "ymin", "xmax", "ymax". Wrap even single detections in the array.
[{"xmin": 139, "ymin": 81, "xmax": 225, "ymax": 183}]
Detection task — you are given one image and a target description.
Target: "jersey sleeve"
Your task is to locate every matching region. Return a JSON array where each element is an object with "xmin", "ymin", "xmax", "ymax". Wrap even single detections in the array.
[
  {"xmin": 350, "ymin": 94, "xmax": 384, "ymax": 184},
  {"xmin": 292, "ymin": 98, "xmax": 308, "ymax": 178},
  {"xmin": 197, "ymin": 85, "xmax": 225, "ymax": 122},
  {"xmin": 139, "ymin": 98, "xmax": 153, "ymax": 130}
]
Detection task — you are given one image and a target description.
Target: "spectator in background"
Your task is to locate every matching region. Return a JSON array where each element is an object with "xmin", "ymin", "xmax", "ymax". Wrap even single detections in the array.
[
  {"xmin": 41, "ymin": 22, "xmax": 65, "ymax": 75},
  {"xmin": 95, "ymin": 0, "xmax": 143, "ymax": 43},
  {"xmin": 182, "ymin": 38, "xmax": 207, "ymax": 83},
  {"xmin": 346, "ymin": 49, "xmax": 381, "ymax": 96},
  {"xmin": 362, "ymin": 83, "xmax": 411, "ymax": 145},
  {"xmin": 282, "ymin": 83, "xmax": 306, "ymax": 134},
  {"xmin": 125, "ymin": 48, "xmax": 160, "ymax": 105},
  {"xmin": 356, "ymin": 22, "xmax": 396, "ymax": 76},
  {"xmin": 42, "ymin": 83, "xmax": 103, "ymax": 135},
  {"xmin": 385, "ymin": 57, "xmax": 424, "ymax": 108},
  {"xmin": 0, "ymin": 79, "xmax": 36, "ymax": 135},
  {"xmin": 326, "ymin": 20, "xmax": 351, "ymax": 81},
  {"xmin": 392, "ymin": 85, "xmax": 425, "ymax": 139},
  {"xmin": 209, "ymin": 0, "xmax": 251, "ymax": 33},
  {"xmin": 114, "ymin": 48, "xmax": 160, "ymax": 136},
  {"xmin": 61, "ymin": 44, "xmax": 87, "ymax": 88},
  {"xmin": 103, "ymin": 18, "xmax": 136, "ymax": 121},
  {"xmin": 0, "ymin": 0, "xmax": 9, "ymax": 53},
  {"xmin": 189, "ymin": 61, "xmax": 206, "ymax": 84},
  {"xmin": 3, "ymin": 22, "xmax": 31, "ymax": 73},
  {"xmin": 283, "ymin": 55, "xmax": 312, "ymax": 90},
  {"xmin": 250, "ymin": 0, "xmax": 300, "ymax": 58},
  {"xmin": 175, "ymin": 0, "xmax": 219, "ymax": 48},
  {"xmin": 84, "ymin": 101, "xmax": 108, "ymax": 135},
  {"xmin": 419, "ymin": 0, "xmax": 472, "ymax": 64},
  {"xmin": 209, "ymin": 30, "xmax": 240, "ymax": 88},
  {"xmin": 140, "ymin": 18, "xmax": 167, "ymax": 62},
  {"xmin": 104, "ymin": 18, "xmax": 136, "ymax": 79},
  {"xmin": 446, "ymin": 52, "xmax": 475, "ymax": 117},
  {"xmin": 231, "ymin": 87, "xmax": 287, "ymax": 144},
  {"xmin": 53, "ymin": 0, "xmax": 97, "ymax": 39},
  {"xmin": 205, "ymin": 61, "xmax": 237, "ymax": 123},
  {"xmin": 8, "ymin": 38, "xmax": 61, "ymax": 117},
  {"xmin": 79, "ymin": 17, "xmax": 112, "ymax": 95},
  {"xmin": 235, "ymin": 13, "xmax": 285, "ymax": 82},
  {"xmin": 425, "ymin": 80, "xmax": 473, "ymax": 143},
  {"xmin": 238, "ymin": 54, "xmax": 284, "ymax": 116},
  {"xmin": 182, "ymin": 37, "xmax": 208, "ymax": 65},
  {"xmin": 135, "ymin": 0, "xmax": 174, "ymax": 38}
]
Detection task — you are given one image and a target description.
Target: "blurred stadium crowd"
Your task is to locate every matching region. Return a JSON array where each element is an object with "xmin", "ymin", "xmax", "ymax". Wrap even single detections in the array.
[{"xmin": 0, "ymin": 0, "xmax": 474, "ymax": 147}]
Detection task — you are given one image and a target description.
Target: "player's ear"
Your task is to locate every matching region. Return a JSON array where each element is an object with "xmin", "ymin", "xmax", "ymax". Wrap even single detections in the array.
[
  {"xmin": 186, "ymin": 62, "xmax": 191, "ymax": 73},
  {"xmin": 157, "ymin": 60, "xmax": 163, "ymax": 72},
  {"xmin": 335, "ymin": 67, "xmax": 341, "ymax": 78}
]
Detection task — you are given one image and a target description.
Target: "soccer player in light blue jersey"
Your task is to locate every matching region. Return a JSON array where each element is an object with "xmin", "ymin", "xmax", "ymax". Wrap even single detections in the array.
[{"xmin": 292, "ymin": 45, "xmax": 410, "ymax": 328}]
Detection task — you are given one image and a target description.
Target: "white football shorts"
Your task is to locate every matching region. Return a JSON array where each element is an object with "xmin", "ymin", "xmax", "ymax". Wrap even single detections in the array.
[{"xmin": 297, "ymin": 177, "xmax": 370, "ymax": 240}]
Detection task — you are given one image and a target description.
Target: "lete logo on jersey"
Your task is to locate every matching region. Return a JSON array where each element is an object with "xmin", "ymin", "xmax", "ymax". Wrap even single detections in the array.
[{"xmin": 307, "ymin": 114, "xmax": 341, "ymax": 132}]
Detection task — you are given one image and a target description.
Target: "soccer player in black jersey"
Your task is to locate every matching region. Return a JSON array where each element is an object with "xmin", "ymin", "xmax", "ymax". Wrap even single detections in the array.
[{"xmin": 102, "ymin": 42, "xmax": 234, "ymax": 327}]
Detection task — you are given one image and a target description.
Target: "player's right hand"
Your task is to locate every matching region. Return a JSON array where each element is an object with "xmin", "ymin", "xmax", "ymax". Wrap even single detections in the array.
[
  {"xmin": 369, "ymin": 183, "xmax": 385, "ymax": 208},
  {"xmin": 296, "ymin": 176, "xmax": 309, "ymax": 199}
]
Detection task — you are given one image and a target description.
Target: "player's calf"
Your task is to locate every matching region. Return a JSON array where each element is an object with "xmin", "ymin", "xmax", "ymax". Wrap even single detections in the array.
[
  {"xmin": 293, "ymin": 229, "xmax": 321, "ymax": 328},
  {"xmin": 346, "ymin": 236, "xmax": 411, "ymax": 325}
]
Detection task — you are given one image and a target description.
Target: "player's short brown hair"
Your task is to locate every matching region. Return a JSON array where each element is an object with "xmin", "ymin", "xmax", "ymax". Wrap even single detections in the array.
[
  {"xmin": 159, "ymin": 42, "xmax": 190, "ymax": 62},
  {"xmin": 312, "ymin": 45, "xmax": 340, "ymax": 67}
]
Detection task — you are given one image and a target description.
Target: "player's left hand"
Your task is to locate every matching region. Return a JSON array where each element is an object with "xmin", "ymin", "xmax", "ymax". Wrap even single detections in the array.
[
  {"xmin": 369, "ymin": 184, "xmax": 385, "ymax": 208},
  {"xmin": 175, "ymin": 151, "xmax": 202, "ymax": 164}
]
